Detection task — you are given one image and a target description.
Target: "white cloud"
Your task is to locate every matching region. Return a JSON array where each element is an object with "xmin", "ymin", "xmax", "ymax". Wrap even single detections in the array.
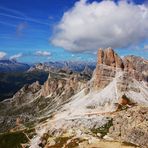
[
  {"xmin": 10, "ymin": 53, "xmax": 22, "ymax": 60},
  {"xmin": 35, "ymin": 50, "xmax": 51, "ymax": 57},
  {"xmin": 52, "ymin": 0, "xmax": 148, "ymax": 52},
  {"xmin": 0, "ymin": 51, "xmax": 7, "ymax": 59}
]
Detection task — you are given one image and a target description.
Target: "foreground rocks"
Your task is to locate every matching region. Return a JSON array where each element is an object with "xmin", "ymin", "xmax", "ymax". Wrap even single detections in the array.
[{"xmin": 109, "ymin": 106, "xmax": 148, "ymax": 148}]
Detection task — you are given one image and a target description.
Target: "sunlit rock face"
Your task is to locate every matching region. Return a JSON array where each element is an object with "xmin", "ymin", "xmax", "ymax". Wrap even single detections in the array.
[
  {"xmin": 41, "ymin": 72, "xmax": 86, "ymax": 98},
  {"xmin": 12, "ymin": 81, "xmax": 42, "ymax": 106},
  {"xmin": 93, "ymin": 48, "xmax": 123, "ymax": 90},
  {"xmin": 123, "ymin": 55, "xmax": 148, "ymax": 82},
  {"xmin": 97, "ymin": 48, "xmax": 124, "ymax": 68},
  {"xmin": 92, "ymin": 48, "xmax": 148, "ymax": 98}
]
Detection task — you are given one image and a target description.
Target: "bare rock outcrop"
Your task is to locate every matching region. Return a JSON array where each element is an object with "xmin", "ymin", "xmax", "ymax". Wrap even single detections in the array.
[
  {"xmin": 93, "ymin": 48, "xmax": 124, "ymax": 90},
  {"xmin": 92, "ymin": 47, "xmax": 148, "ymax": 93},
  {"xmin": 41, "ymin": 72, "xmax": 86, "ymax": 100},
  {"xmin": 97, "ymin": 47, "xmax": 124, "ymax": 68},
  {"xmin": 12, "ymin": 81, "xmax": 41, "ymax": 106},
  {"xmin": 123, "ymin": 55, "xmax": 148, "ymax": 82},
  {"xmin": 108, "ymin": 106, "xmax": 148, "ymax": 148}
]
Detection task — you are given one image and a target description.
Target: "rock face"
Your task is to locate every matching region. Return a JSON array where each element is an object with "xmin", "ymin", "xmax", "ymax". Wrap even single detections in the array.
[
  {"xmin": 97, "ymin": 48, "xmax": 124, "ymax": 68},
  {"xmin": 0, "ymin": 71, "xmax": 88, "ymax": 132},
  {"xmin": 123, "ymin": 55, "xmax": 148, "ymax": 82},
  {"xmin": 93, "ymin": 48, "xmax": 124, "ymax": 90},
  {"xmin": 109, "ymin": 106, "xmax": 148, "ymax": 148},
  {"xmin": 41, "ymin": 72, "xmax": 86, "ymax": 100},
  {"xmin": 92, "ymin": 48, "xmax": 148, "ymax": 104},
  {"xmin": 12, "ymin": 81, "xmax": 41, "ymax": 106}
]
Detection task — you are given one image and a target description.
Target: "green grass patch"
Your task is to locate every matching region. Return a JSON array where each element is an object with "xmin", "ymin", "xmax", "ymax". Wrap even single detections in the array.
[
  {"xmin": 91, "ymin": 119, "xmax": 113, "ymax": 138},
  {"xmin": 49, "ymin": 136, "xmax": 72, "ymax": 148},
  {"xmin": 0, "ymin": 131, "xmax": 29, "ymax": 148}
]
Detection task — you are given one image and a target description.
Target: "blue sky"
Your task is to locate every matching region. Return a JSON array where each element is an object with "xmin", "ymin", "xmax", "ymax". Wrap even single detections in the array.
[{"xmin": 0, "ymin": 0, "xmax": 147, "ymax": 63}]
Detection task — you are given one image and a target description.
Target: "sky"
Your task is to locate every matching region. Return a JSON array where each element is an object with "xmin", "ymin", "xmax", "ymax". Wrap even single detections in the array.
[{"xmin": 0, "ymin": 0, "xmax": 147, "ymax": 63}]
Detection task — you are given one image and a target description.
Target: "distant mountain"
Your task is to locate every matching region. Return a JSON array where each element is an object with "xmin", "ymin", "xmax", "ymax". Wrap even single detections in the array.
[
  {"xmin": 0, "ymin": 60, "xmax": 30, "ymax": 72},
  {"xmin": 28, "ymin": 61, "xmax": 96, "ymax": 75},
  {"xmin": 0, "ymin": 61, "xmax": 95, "ymax": 101}
]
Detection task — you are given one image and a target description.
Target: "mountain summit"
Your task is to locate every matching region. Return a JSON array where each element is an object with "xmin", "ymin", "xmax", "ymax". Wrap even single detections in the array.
[{"xmin": 92, "ymin": 48, "xmax": 148, "ymax": 106}]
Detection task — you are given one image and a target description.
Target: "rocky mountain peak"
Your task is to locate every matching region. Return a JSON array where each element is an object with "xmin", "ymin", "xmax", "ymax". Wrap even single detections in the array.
[
  {"xmin": 93, "ymin": 47, "xmax": 148, "ymax": 91},
  {"xmin": 97, "ymin": 47, "xmax": 124, "ymax": 69},
  {"xmin": 94, "ymin": 48, "xmax": 123, "ymax": 90}
]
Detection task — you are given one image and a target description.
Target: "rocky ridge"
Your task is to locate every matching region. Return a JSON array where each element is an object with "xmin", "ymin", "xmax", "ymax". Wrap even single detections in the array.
[
  {"xmin": 90, "ymin": 48, "xmax": 148, "ymax": 105},
  {"xmin": 28, "ymin": 61, "xmax": 96, "ymax": 76},
  {"xmin": 0, "ymin": 71, "xmax": 88, "ymax": 132},
  {"xmin": 0, "ymin": 48, "xmax": 147, "ymax": 148}
]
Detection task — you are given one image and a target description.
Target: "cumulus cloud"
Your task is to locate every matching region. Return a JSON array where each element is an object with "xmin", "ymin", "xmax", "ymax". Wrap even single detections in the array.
[
  {"xmin": 35, "ymin": 51, "xmax": 51, "ymax": 57},
  {"xmin": 0, "ymin": 51, "xmax": 7, "ymax": 59},
  {"xmin": 51, "ymin": 0, "xmax": 148, "ymax": 52},
  {"xmin": 10, "ymin": 53, "xmax": 23, "ymax": 60}
]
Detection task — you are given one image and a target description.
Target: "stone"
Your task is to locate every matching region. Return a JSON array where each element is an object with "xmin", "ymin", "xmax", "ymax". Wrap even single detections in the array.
[
  {"xmin": 47, "ymin": 137, "xmax": 56, "ymax": 146},
  {"xmin": 103, "ymin": 135, "xmax": 114, "ymax": 141},
  {"xmin": 123, "ymin": 55, "xmax": 148, "ymax": 82},
  {"xmin": 97, "ymin": 133, "xmax": 102, "ymax": 137},
  {"xmin": 97, "ymin": 47, "xmax": 124, "ymax": 68},
  {"xmin": 93, "ymin": 48, "xmax": 125, "ymax": 90},
  {"xmin": 118, "ymin": 94, "xmax": 130, "ymax": 105},
  {"xmin": 88, "ymin": 137, "xmax": 100, "ymax": 144},
  {"xmin": 108, "ymin": 106, "xmax": 148, "ymax": 148},
  {"xmin": 41, "ymin": 72, "xmax": 86, "ymax": 98}
]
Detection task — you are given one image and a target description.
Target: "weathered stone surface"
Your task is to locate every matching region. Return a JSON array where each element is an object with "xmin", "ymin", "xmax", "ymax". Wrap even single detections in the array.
[
  {"xmin": 109, "ymin": 106, "xmax": 148, "ymax": 148},
  {"xmin": 93, "ymin": 48, "xmax": 124, "ymax": 90},
  {"xmin": 12, "ymin": 81, "xmax": 41, "ymax": 106},
  {"xmin": 123, "ymin": 55, "xmax": 148, "ymax": 82},
  {"xmin": 93, "ymin": 64, "xmax": 116, "ymax": 90},
  {"xmin": 118, "ymin": 95, "xmax": 130, "ymax": 105},
  {"xmin": 41, "ymin": 72, "xmax": 86, "ymax": 99},
  {"xmin": 97, "ymin": 48, "xmax": 124, "ymax": 68},
  {"xmin": 93, "ymin": 47, "xmax": 148, "ymax": 92}
]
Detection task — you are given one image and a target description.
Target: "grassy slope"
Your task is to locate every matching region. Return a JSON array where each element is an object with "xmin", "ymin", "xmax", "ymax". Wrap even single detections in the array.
[{"xmin": 0, "ymin": 132, "xmax": 29, "ymax": 148}]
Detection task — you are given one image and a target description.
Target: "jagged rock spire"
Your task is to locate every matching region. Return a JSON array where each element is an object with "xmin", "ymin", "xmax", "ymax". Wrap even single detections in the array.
[{"xmin": 97, "ymin": 47, "xmax": 124, "ymax": 69}]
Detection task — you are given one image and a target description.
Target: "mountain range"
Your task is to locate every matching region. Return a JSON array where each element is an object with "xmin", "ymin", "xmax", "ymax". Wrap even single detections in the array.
[
  {"xmin": 0, "ymin": 60, "xmax": 95, "ymax": 101},
  {"xmin": 0, "ymin": 48, "xmax": 148, "ymax": 148},
  {"xmin": 0, "ymin": 60, "xmax": 30, "ymax": 72}
]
